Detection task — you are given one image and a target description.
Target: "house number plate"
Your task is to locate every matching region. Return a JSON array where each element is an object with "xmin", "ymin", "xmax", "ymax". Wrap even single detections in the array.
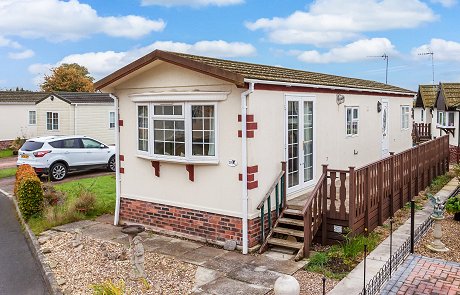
[{"xmin": 333, "ymin": 225, "xmax": 343, "ymax": 233}]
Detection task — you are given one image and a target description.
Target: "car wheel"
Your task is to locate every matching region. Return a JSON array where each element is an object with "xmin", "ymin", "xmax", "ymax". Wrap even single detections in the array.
[
  {"xmin": 50, "ymin": 162, "xmax": 67, "ymax": 181},
  {"xmin": 108, "ymin": 155, "xmax": 116, "ymax": 172}
]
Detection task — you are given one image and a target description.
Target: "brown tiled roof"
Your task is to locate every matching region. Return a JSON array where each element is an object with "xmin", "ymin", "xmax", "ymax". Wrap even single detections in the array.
[
  {"xmin": 95, "ymin": 50, "xmax": 414, "ymax": 95},
  {"xmin": 53, "ymin": 92, "xmax": 113, "ymax": 104},
  {"xmin": 439, "ymin": 83, "xmax": 460, "ymax": 108},
  {"xmin": 0, "ymin": 91, "xmax": 49, "ymax": 103},
  {"xmin": 416, "ymin": 85, "xmax": 438, "ymax": 108}
]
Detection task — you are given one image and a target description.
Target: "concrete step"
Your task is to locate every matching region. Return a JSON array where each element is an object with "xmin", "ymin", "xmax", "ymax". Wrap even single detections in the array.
[
  {"xmin": 273, "ymin": 227, "xmax": 304, "ymax": 238},
  {"xmin": 283, "ymin": 208, "xmax": 303, "ymax": 216},
  {"xmin": 278, "ymin": 218, "xmax": 304, "ymax": 227},
  {"xmin": 267, "ymin": 237, "xmax": 303, "ymax": 249}
]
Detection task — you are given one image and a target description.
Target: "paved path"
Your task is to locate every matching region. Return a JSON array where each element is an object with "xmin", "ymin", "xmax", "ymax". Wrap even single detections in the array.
[
  {"xmin": 382, "ymin": 255, "xmax": 460, "ymax": 295},
  {"xmin": 328, "ymin": 178, "xmax": 459, "ymax": 295},
  {"xmin": 0, "ymin": 156, "xmax": 16, "ymax": 169},
  {"xmin": 0, "ymin": 192, "xmax": 48, "ymax": 295}
]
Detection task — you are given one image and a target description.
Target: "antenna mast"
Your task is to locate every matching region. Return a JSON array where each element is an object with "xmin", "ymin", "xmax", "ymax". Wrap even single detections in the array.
[
  {"xmin": 418, "ymin": 50, "xmax": 435, "ymax": 84},
  {"xmin": 368, "ymin": 53, "xmax": 389, "ymax": 84}
]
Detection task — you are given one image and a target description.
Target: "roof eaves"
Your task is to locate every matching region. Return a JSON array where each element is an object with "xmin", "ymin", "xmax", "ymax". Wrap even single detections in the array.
[{"xmin": 94, "ymin": 50, "xmax": 246, "ymax": 90}]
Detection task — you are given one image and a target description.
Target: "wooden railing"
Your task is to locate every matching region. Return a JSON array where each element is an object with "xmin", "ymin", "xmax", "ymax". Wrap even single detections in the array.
[
  {"xmin": 257, "ymin": 162, "xmax": 287, "ymax": 243},
  {"xmin": 299, "ymin": 135, "xmax": 449, "ymax": 258},
  {"xmin": 412, "ymin": 122, "xmax": 432, "ymax": 144}
]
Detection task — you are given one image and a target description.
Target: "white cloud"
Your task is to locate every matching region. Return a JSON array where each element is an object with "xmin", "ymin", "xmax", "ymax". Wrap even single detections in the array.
[
  {"xmin": 0, "ymin": 36, "xmax": 21, "ymax": 49},
  {"xmin": 431, "ymin": 0, "xmax": 457, "ymax": 7},
  {"xmin": 412, "ymin": 39, "xmax": 460, "ymax": 62},
  {"xmin": 141, "ymin": 0, "xmax": 243, "ymax": 7},
  {"xmin": 246, "ymin": 0, "xmax": 436, "ymax": 46},
  {"xmin": 8, "ymin": 49, "xmax": 35, "ymax": 60},
  {"xmin": 297, "ymin": 38, "xmax": 397, "ymax": 63},
  {"xmin": 0, "ymin": 0, "xmax": 165, "ymax": 41},
  {"xmin": 28, "ymin": 40, "xmax": 256, "ymax": 85}
]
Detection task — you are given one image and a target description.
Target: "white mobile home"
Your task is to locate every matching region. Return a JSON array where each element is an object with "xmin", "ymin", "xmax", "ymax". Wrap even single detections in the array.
[
  {"xmin": 95, "ymin": 50, "xmax": 414, "ymax": 252},
  {"xmin": 36, "ymin": 92, "xmax": 115, "ymax": 144}
]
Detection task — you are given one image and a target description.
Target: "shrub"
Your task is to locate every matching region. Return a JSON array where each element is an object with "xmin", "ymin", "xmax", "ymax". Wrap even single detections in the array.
[
  {"xmin": 9, "ymin": 136, "xmax": 26, "ymax": 152},
  {"xmin": 15, "ymin": 164, "xmax": 36, "ymax": 196},
  {"xmin": 92, "ymin": 279, "xmax": 125, "ymax": 295},
  {"xmin": 17, "ymin": 173, "xmax": 44, "ymax": 220},
  {"xmin": 42, "ymin": 182, "xmax": 65, "ymax": 206},
  {"xmin": 73, "ymin": 186, "xmax": 96, "ymax": 213},
  {"xmin": 445, "ymin": 195, "xmax": 460, "ymax": 214}
]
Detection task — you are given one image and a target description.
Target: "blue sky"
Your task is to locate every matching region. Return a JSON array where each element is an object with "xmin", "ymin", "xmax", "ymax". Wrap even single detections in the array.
[{"xmin": 0, "ymin": 0, "xmax": 459, "ymax": 91}]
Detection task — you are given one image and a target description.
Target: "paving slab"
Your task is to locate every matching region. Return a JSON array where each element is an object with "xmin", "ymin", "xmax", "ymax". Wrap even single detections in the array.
[
  {"xmin": 193, "ymin": 266, "xmax": 225, "ymax": 292},
  {"xmin": 227, "ymin": 265, "xmax": 283, "ymax": 288},
  {"xmin": 53, "ymin": 220, "xmax": 98, "ymax": 232},
  {"xmin": 81, "ymin": 223, "xmax": 126, "ymax": 241},
  {"xmin": 198, "ymin": 276, "xmax": 270, "ymax": 295},
  {"xmin": 179, "ymin": 245, "xmax": 227, "ymax": 265},
  {"xmin": 250, "ymin": 253, "xmax": 306, "ymax": 275},
  {"xmin": 202, "ymin": 255, "xmax": 251, "ymax": 274},
  {"xmin": 155, "ymin": 238, "xmax": 203, "ymax": 256}
]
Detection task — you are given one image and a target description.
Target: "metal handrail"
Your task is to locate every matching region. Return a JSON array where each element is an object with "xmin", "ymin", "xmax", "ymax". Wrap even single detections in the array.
[{"xmin": 256, "ymin": 170, "xmax": 285, "ymax": 210}]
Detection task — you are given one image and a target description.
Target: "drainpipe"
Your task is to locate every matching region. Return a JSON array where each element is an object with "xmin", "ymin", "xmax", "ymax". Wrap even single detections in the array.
[
  {"xmin": 74, "ymin": 104, "xmax": 78, "ymax": 135},
  {"xmin": 110, "ymin": 94, "xmax": 121, "ymax": 226},
  {"xmin": 241, "ymin": 82, "xmax": 254, "ymax": 255}
]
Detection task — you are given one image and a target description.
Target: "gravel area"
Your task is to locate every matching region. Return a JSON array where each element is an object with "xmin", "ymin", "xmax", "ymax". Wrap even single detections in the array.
[
  {"xmin": 40, "ymin": 232, "xmax": 197, "ymax": 294},
  {"xmin": 415, "ymin": 213, "xmax": 460, "ymax": 262},
  {"xmin": 293, "ymin": 270, "xmax": 338, "ymax": 294}
]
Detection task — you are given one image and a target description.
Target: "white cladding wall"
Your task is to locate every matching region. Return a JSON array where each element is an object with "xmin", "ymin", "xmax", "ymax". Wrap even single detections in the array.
[
  {"xmin": 247, "ymin": 90, "xmax": 413, "ymax": 214},
  {"xmin": 109, "ymin": 62, "xmax": 244, "ymax": 217},
  {"xmin": 0, "ymin": 104, "xmax": 37, "ymax": 140},
  {"xmin": 36, "ymin": 97, "xmax": 74, "ymax": 136},
  {"xmin": 75, "ymin": 104, "xmax": 115, "ymax": 144}
]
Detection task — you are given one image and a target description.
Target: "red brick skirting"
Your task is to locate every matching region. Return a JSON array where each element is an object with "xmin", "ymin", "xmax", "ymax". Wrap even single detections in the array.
[
  {"xmin": 120, "ymin": 198, "xmax": 267, "ymax": 247},
  {"xmin": 449, "ymin": 145, "xmax": 459, "ymax": 164}
]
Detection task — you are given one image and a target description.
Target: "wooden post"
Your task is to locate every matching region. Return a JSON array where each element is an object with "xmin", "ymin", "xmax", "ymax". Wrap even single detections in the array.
[
  {"xmin": 364, "ymin": 167, "xmax": 370, "ymax": 235},
  {"xmin": 348, "ymin": 167, "xmax": 356, "ymax": 232},
  {"xmin": 281, "ymin": 161, "xmax": 287, "ymax": 210},
  {"xmin": 389, "ymin": 152, "xmax": 395, "ymax": 217},
  {"xmin": 304, "ymin": 207, "xmax": 311, "ymax": 258},
  {"xmin": 322, "ymin": 164, "xmax": 328, "ymax": 245},
  {"xmin": 416, "ymin": 145, "xmax": 420, "ymax": 192},
  {"xmin": 378, "ymin": 161, "xmax": 384, "ymax": 226},
  {"xmin": 409, "ymin": 149, "xmax": 413, "ymax": 201},
  {"xmin": 399, "ymin": 154, "xmax": 404, "ymax": 209}
]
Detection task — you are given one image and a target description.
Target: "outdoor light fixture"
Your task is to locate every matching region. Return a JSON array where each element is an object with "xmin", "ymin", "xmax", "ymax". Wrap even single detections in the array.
[{"xmin": 377, "ymin": 101, "xmax": 382, "ymax": 113}]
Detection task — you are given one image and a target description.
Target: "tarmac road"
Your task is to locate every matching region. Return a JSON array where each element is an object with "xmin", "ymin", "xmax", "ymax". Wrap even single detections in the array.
[{"xmin": 0, "ymin": 192, "xmax": 49, "ymax": 295}]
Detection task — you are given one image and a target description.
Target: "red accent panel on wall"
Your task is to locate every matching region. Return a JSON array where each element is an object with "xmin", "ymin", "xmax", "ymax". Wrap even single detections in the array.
[
  {"xmin": 247, "ymin": 181, "xmax": 258, "ymax": 190},
  {"xmin": 120, "ymin": 167, "xmax": 125, "ymax": 174},
  {"xmin": 238, "ymin": 114, "xmax": 255, "ymax": 122},
  {"xmin": 151, "ymin": 161, "xmax": 160, "ymax": 177},
  {"xmin": 246, "ymin": 122, "xmax": 258, "ymax": 130},
  {"xmin": 238, "ymin": 130, "xmax": 255, "ymax": 138},
  {"xmin": 247, "ymin": 165, "xmax": 258, "ymax": 174},
  {"xmin": 238, "ymin": 173, "xmax": 255, "ymax": 182},
  {"xmin": 119, "ymin": 155, "xmax": 125, "ymax": 161},
  {"xmin": 186, "ymin": 164, "xmax": 194, "ymax": 182},
  {"xmin": 118, "ymin": 119, "xmax": 124, "ymax": 126}
]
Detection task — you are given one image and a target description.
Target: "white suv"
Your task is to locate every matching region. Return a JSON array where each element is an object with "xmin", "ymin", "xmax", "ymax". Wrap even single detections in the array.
[{"xmin": 17, "ymin": 135, "xmax": 116, "ymax": 181}]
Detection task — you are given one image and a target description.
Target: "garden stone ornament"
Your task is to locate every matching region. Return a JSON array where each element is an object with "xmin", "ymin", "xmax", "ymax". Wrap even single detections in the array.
[
  {"xmin": 130, "ymin": 235, "xmax": 146, "ymax": 279},
  {"xmin": 72, "ymin": 229, "xmax": 83, "ymax": 250},
  {"xmin": 428, "ymin": 194, "xmax": 445, "ymax": 218}
]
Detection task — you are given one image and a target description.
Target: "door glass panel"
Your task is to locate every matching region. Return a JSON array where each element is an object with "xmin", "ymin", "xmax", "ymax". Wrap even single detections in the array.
[
  {"xmin": 288, "ymin": 101, "xmax": 299, "ymax": 188},
  {"xmin": 304, "ymin": 101, "xmax": 313, "ymax": 182}
]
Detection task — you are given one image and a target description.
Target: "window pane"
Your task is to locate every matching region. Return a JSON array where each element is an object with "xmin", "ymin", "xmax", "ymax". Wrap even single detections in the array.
[
  {"xmin": 192, "ymin": 105, "xmax": 203, "ymax": 117},
  {"xmin": 192, "ymin": 118, "xmax": 203, "ymax": 130},
  {"xmin": 192, "ymin": 144, "xmax": 203, "ymax": 156},
  {"xmin": 163, "ymin": 105, "xmax": 174, "ymax": 115},
  {"xmin": 192, "ymin": 131, "xmax": 203, "ymax": 143},
  {"xmin": 175, "ymin": 143, "xmax": 185, "ymax": 157},
  {"xmin": 204, "ymin": 144, "xmax": 215, "ymax": 156},
  {"xmin": 154, "ymin": 106, "xmax": 162, "ymax": 115},
  {"xmin": 203, "ymin": 106, "xmax": 214, "ymax": 117},
  {"xmin": 175, "ymin": 131, "xmax": 185, "ymax": 143},
  {"xmin": 174, "ymin": 105, "xmax": 182, "ymax": 115},
  {"xmin": 154, "ymin": 142, "xmax": 164, "ymax": 154},
  {"xmin": 154, "ymin": 130, "xmax": 164, "ymax": 141},
  {"xmin": 138, "ymin": 106, "xmax": 148, "ymax": 152},
  {"xmin": 353, "ymin": 108, "xmax": 358, "ymax": 119}
]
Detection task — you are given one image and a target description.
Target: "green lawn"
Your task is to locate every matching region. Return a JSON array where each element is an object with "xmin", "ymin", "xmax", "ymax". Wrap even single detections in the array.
[
  {"xmin": 0, "ymin": 167, "xmax": 17, "ymax": 179},
  {"xmin": 28, "ymin": 175, "xmax": 116, "ymax": 234},
  {"xmin": 0, "ymin": 149, "xmax": 13, "ymax": 158}
]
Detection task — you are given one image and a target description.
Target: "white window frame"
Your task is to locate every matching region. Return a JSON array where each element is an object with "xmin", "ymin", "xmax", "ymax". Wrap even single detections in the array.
[
  {"xmin": 137, "ymin": 102, "xmax": 218, "ymax": 164},
  {"xmin": 28, "ymin": 110, "xmax": 36, "ymax": 125},
  {"xmin": 438, "ymin": 111, "xmax": 445, "ymax": 126},
  {"xmin": 421, "ymin": 109, "xmax": 424, "ymax": 122},
  {"xmin": 136, "ymin": 104, "xmax": 150, "ymax": 155},
  {"xmin": 446, "ymin": 111, "xmax": 455, "ymax": 127},
  {"xmin": 345, "ymin": 106, "xmax": 359, "ymax": 137},
  {"xmin": 401, "ymin": 105, "xmax": 410, "ymax": 130},
  {"xmin": 109, "ymin": 111, "xmax": 116, "ymax": 129},
  {"xmin": 46, "ymin": 111, "xmax": 59, "ymax": 131}
]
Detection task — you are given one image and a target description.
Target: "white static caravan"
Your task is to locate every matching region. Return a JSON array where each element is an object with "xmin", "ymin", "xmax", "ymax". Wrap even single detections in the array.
[{"xmin": 95, "ymin": 50, "xmax": 414, "ymax": 253}]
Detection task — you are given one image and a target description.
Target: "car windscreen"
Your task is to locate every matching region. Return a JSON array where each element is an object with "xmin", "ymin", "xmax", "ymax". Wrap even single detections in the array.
[{"xmin": 21, "ymin": 141, "xmax": 44, "ymax": 151}]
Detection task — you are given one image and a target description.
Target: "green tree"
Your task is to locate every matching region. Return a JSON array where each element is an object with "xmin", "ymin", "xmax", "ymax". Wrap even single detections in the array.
[{"xmin": 41, "ymin": 63, "xmax": 94, "ymax": 92}]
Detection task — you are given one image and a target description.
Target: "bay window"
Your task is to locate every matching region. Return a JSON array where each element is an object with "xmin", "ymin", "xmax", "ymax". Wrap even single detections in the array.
[
  {"xmin": 437, "ymin": 111, "xmax": 455, "ymax": 127},
  {"xmin": 137, "ymin": 102, "xmax": 217, "ymax": 162}
]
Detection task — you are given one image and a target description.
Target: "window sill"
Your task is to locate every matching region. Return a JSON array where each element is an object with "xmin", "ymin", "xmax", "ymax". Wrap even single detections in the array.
[
  {"xmin": 136, "ymin": 154, "xmax": 219, "ymax": 165},
  {"xmin": 346, "ymin": 134, "xmax": 358, "ymax": 138},
  {"xmin": 436, "ymin": 124, "xmax": 455, "ymax": 129}
]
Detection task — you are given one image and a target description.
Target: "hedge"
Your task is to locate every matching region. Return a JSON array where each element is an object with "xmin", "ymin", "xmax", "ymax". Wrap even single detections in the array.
[{"xmin": 15, "ymin": 164, "xmax": 44, "ymax": 220}]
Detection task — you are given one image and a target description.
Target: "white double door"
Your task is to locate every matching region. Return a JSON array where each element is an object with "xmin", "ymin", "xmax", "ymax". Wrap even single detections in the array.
[{"xmin": 285, "ymin": 95, "xmax": 315, "ymax": 193}]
